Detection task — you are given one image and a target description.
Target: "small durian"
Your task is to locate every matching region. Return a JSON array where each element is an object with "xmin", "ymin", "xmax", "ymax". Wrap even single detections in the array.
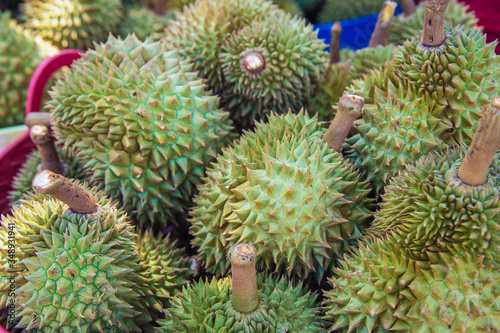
[
  {"xmin": 48, "ymin": 35, "xmax": 233, "ymax": 226},
  {"xmin": 318, "ymin": 0, "xmax": 386, "ymax": 24},
  {"xmin": 119, "ymin": 7, "xmax": 172, "ymax": 41},
  {"xmin": 220, "ymin": 10, "xmax": 328, "ymax": 128},
  {"xmin": 22, "ymin": 0, "xmax": 123, "ymax": 49},
  {"xmin": 190, "ymin": 96, "xmax": 372, "ymax": 282},
  {"xmin": 157, "ymin": 244, "xmax": 327, "ymax": 332},
  {"xmin": 0, "ymin": 171, "xmax": 155, "ymax": 332},
  {"xmin": 0, "ymin": 12, "xmax": 57, "ymax": 128}
]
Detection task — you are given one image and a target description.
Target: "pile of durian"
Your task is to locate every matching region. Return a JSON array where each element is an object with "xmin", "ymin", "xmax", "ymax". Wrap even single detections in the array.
[{"xmin": 1, "ymin": 0, "xmax": 499, "ymax": 332}]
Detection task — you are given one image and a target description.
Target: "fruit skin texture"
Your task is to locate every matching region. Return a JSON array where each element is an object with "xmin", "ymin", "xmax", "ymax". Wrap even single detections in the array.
[
  {"xmin": 119, "ymin": 8, "xmax": 172, "ymax": 42},
  {"xmin": 323, "ymin": 239, "xmax": 500, "ymax": 333},
  {"xmin": 0, "ymin": 183, "xmax": 155, "ymax": 332},
  {"xmin": 388, "ymin": 0, "xmax": 479, "ymax": 46},
  {"xmin": 190, "ymin": 111, "xmax": 372, "ymax": 282},
  {"xmin": 22, "ymin": 0, "xmax": 123, "ymax": 50},
  {"xmin": 0, "ymin": 12, "xmax": 57, "ymax": 128},
  {"xmin": 369, "ymin": 146, "xmax": 500, "ymax": 264},
  {"xmin": 48, "ymin": 35, "xmax": 233, "ymax": 226},
  {"xmin": 317, "ymin": 0, "xmax": 385, "ymax": 24},
  {"xmin": 220, "ymin": 11, "xmax": 328, "ymax": 127},
  {"xmin": 156, "ymin": 275, "xmax": 327, "ymax": 332},
  {"xmin": 273, "ymin": 0, "xmax": 304, "ymax": 17}
]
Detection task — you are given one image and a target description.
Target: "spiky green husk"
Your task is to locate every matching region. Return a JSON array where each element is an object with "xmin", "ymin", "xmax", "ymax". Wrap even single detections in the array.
[
  {"xmin": 190, "ymin": 111, "xmax": 372, "ymax": 281},
  {"xmin": 48, "ymin": 35, "xmax": 233, "ymax": 227},
  {"xmin": 220, "ymin": 11, "xmax": 328, "ymax": 128},
  {"xmin": 0, "ymin": 12, "xmax": 57, "ymax": 128},
  {"xmin": 348, "ymin": 45, "xmax": 397, "ymax": 82},
  {"xmin": 274, "ymin": 0, "xmax": 304, "ymax": 17},
  {"xmin": 9, "ymin": 147, "xmax": 88, "ymax": 204},
  {"xmin": 0, "ymin": 183, "xmax": 154, "ymax": 332},
  {"xmin": 323, "ymin": 239, "xmax": 500, "ymax": 332},
  {"xmin": 157, "ymin": 275, "xmax": 327, "ymax": 332},
  {"xmin": 369, "ymin": 145, "xmax": 500, "ymax": 264},
  {"xmin": 159, "ymin": 0, "xmax": 279, "ymax": 96},
  {"xmin": 119, "ymin": 8, "xmax": 172, "ymax": 41},
  {"xmin": 388, "ymin": 0, "xmax": 479, "ymax": 45},
  {"xmin": 318, "ymin": 0, "xmax": 385, "ymax": 24},
  {"xmin": 136, "ymin": 229, "xmax": 193, "ymax": 310},
  {"xmin": 22, "ymin": 0, "xmax": 123, "ymax": 49}
]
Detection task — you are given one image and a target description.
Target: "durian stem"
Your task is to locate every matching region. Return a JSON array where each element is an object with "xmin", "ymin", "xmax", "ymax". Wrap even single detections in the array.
[
  {"xmin": 330, "ymin": 22, "xmax": 342, "ymax": 64},
  {"xmin": 421, "ymin": 0, "xmax": 450, "ymax": 47},
  {"xmin": 153, "ymin": 0, "xmax": 168, "ymax": 16},
  {"xmin": 323, "ymin": 94, "xmax": 364, "ymax": 151},
  {"xmin": 401, "ymin": 0, "xmax": 417, "ymax": 17},
  {"xmin": 30, "ymin": 125, "xmax": 64, "ymax": 175},
  {"xmin": 32, "ymin": 170, "xmax": 98, "ymax": 215},
  {"xmin": 25, "ymin": 112, "xmax": 52, "ymax": 128},
  {"xmin": 369, "ymin": 1, "xmax": 397, "ymax": 48},
  {"xmin": 457, "ymin": 97, "xmax": 500, "ymax": 186},
  {"xmin": 229, "ymin": 244, "xmax": 259, "ymax": 313}
]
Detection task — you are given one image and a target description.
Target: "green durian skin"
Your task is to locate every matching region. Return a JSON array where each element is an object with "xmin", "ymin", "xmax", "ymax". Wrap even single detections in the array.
[
  {"xmin": 220, "ymin": 11, "xmax": 328, "ymax": 128},
  {"xmin": 0, "ymin": 182, "xmax": 155, "ymax": 332},
  {"xmin": 323, "ymin": 240, "xmax": 500, "ymax": 332},
  {"xmin": 0, "ymin": 12, "xmax": 57, "ymax": 128},
  {"xmin": 48, "ymin": 35, "xmax": 233, "ymax": 227},
  {"xmin": 317, "ymin": 0, "xmax": 386, "ymax": 24},
  {"xmin": 273, "ymin": 0, "xmax": 304, "ymax": 17},
  {"xmin": 22, "ymin": 0, "xmax": 123, "ymax": 50},
  {"xmin": 388, "ymin": 0, "xmax": 479, "ymax": 45},
  {"xmin": 157, "ymin": 275, "xmax": 327, "ymax": 332},
  {"xmin": 119, "ymin": 8, "xmax": 172, "ymax": 42},
  {"xmin": 190, "ymin": 111, "xmax": 372, "ymax": 282},
  {"xmin": 370, "ymin": 145, "xmax": 500, "ymax": 264}
]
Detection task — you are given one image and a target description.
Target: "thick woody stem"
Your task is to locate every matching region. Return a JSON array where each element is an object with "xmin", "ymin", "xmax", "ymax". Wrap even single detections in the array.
[
  {"xmin": 30, "ymin": 125, "xmax": 64, "ymax": 175},
  {"xmin": 153, "ymin": 0, "xmax": 168, "ymax": 16},
  {"xmin": 401, "ymin": 0, "xmax": 417, "ymax": 17},
  {"xmin": 330, "ymin": 22, "xmax": 342, "ymax": 64},
  {"xmin": 457, "ymin": 98, "xmax": 500, "ymax": 186},
  {"xmin": 421, "ymin": 0, "xmax": 451, "ymax": 47},
  {"xmin": 32, "ymin": 170, "xmax": 98, "ymax": 215},
  {"xmin": 25, "ymin": 112, "xmax": 52, "ymax": 128},
  {"xmin": 229, "ymin": 244, "xmax": 259, "ymax": 313},
  {"xmin": 323, "ymin": 94, "xmax": 364, "ymax": 151},
  {"xmin": 369, "ymin": 1, "xmax": 397, "ymax": 48}
]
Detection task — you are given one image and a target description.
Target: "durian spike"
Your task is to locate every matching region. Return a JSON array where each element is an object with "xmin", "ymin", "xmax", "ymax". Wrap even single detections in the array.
[
  {"xmin": 458, "ymin": 97, "xmax": 500, "ymax": 186},
  {"xmin": 30, "ymin": 125, "xmax": 64, "ymax": 175},
  {"xmin": 32, "ymin": 170, "xmax": 98, "ymax": 215},
  {"xmin": 421, "ymin": 0, "xmax": 451, "ymax": 47},
  {"xmin": 228, "ymin": 244, "xmax": 259, "ymax": 313},
  {"xmin": 329, "ymin": 22, "xmax": 342, "ymax": 64},
  {"xmin": 153, "ymin": 0, "xmax": 168, "ymax": 16},
  {"xmin": 25, "ymin": 112, "xmax": 52, "ymax": 128},
  {"xmin": 368, "ymin": 1, "xmax": 397, "ymax": 48},
  {"xmin": 400, "ymin": 0, "xmax": 417, "ymax": 17},
  {"xmin": 323, "ymin": 94, "xmax": 364, "ymax": 151}
]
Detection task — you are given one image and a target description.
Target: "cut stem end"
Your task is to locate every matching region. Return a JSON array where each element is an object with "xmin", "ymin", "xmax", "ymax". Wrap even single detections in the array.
[
  {"xmin": 369, "ymin": 1, "xmax": 397, "ymax": 48},
  {"xmin": 330, "ymin": 22, "xmax": 342, "ymax": 64},
  {"xmin": 229, "ymin": 244, "xmax": 259, "ymax": 313},
  {"xmin": 421, "ymin": 0, "xmax": 451, "ymax": 47},
  {"xmin": 30, "ymin": 125, "xmax": 64, "ymax": 175}
]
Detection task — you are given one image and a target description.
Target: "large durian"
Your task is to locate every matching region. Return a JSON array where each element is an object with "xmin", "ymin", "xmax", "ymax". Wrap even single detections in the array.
[
  {"xmin": 190, "ymin": 100, "xmax": 372, "ymax": 282},
  {"xmin": 22, "ymin": 0, "xmax": 123, "ymax": 49},
  {"xmin": 0, "ymin": 12, "xmax": 57, "ymax": 128},
  {"xmin": 48, "ymin": 35, "xmax": 233, "ymax": 226},
  {"xmin": 0, "ymin": 172, "xmax": 155, "ymax": 332},
  {"xmin": 157, "ymin": 244, "xmax": 327, "ymax": 332},
  {"xmin": 318, "ymin": 0, "xmax": 386, "ymax": 24},
  {"xmin": 119, "ymin": 7, "xmax": 172, "ymax": 41}
]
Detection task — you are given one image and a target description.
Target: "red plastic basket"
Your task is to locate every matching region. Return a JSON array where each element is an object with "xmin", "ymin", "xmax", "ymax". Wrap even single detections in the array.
[{"xmin": 0, "ymin": 50, "xmax": 83, "ymax": 214}]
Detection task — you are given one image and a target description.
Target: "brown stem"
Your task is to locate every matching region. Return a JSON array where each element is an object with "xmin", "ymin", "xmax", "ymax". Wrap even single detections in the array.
[
  {"xmin": 229, "ymin": 244, "xmax": 259, "ymax": 313},
  {"xmin": 30, "ymin": 125, "xmax": 64, "ymax": 175},
  {"xmin": 330, "ymin": 22, "xmax": 342, "ymax": 64},
  {"xmin": 32, "ymin": 170, "xmax": 98, "ymax": 215},
  {"xmin": 323, "ymin": 94, "xmax": 364, "ymax": 151},
  {"xmin": 25, "ymin": 112, "xmax": 52, "ymax": 128},
  {"xmin": 457, "ymin": 97, "xmax": 500, "ymax": 186},
  {"xmin": 401, "ymin": 0, "xmax": 417, "ymax": 17},
  {"xmin": 421, "ymin": 0, "xmax": 451, "ymax": 47},
  {"xmin": 369, "ymin": 1, "xmax": 397, "ymax": 48},
  {"xmin": 153, "ymin": 0, "xmax": 168, "ymax": 16}
]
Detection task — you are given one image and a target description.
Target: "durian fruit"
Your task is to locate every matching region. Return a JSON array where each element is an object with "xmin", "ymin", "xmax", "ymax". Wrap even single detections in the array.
[
  {"xmin": 318, "ymin": 0, "xmax": 386, "ymax": 24},
  {"xmin": 273, "ymin": 0, "xmax": 304, "ymax": 17},
  {"xmin": 388, "ymin": 0, "xmax": 479, "ymax": 45},
  {"xmin": 220, "ymin": 10, "xmax": 328, "ymax": 128},
  {"xmin": 48, "ymin": 35, "xmax": 233, "ymax": 226},
  {"xmin": 0, "ymin": 171, "xmax": 155, "ymax": 332},
  {"xmin": 157, "ymin": 244, "xmax": 327, "ymax": 332},
  {"xmin": 136, "ymin": 229, "xmax": 194, "ymax": 310},
  {"xmin": 190, "ymin": 97, "xmax": 372, "ymax": 282},
  {"xmin": 0, "ymin": 12, "xmax": 57, "ymax": 128},
  {"xmin": 119, "ymin": 8, "xmax": 173, "ymax": 41},
  {"xmin": 323, "ymin": 239, "xmax": 500, "ymax": 332},
  {"xmin": 22, "ymin": 0, "xmax": 123, "ymax": 50}
]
